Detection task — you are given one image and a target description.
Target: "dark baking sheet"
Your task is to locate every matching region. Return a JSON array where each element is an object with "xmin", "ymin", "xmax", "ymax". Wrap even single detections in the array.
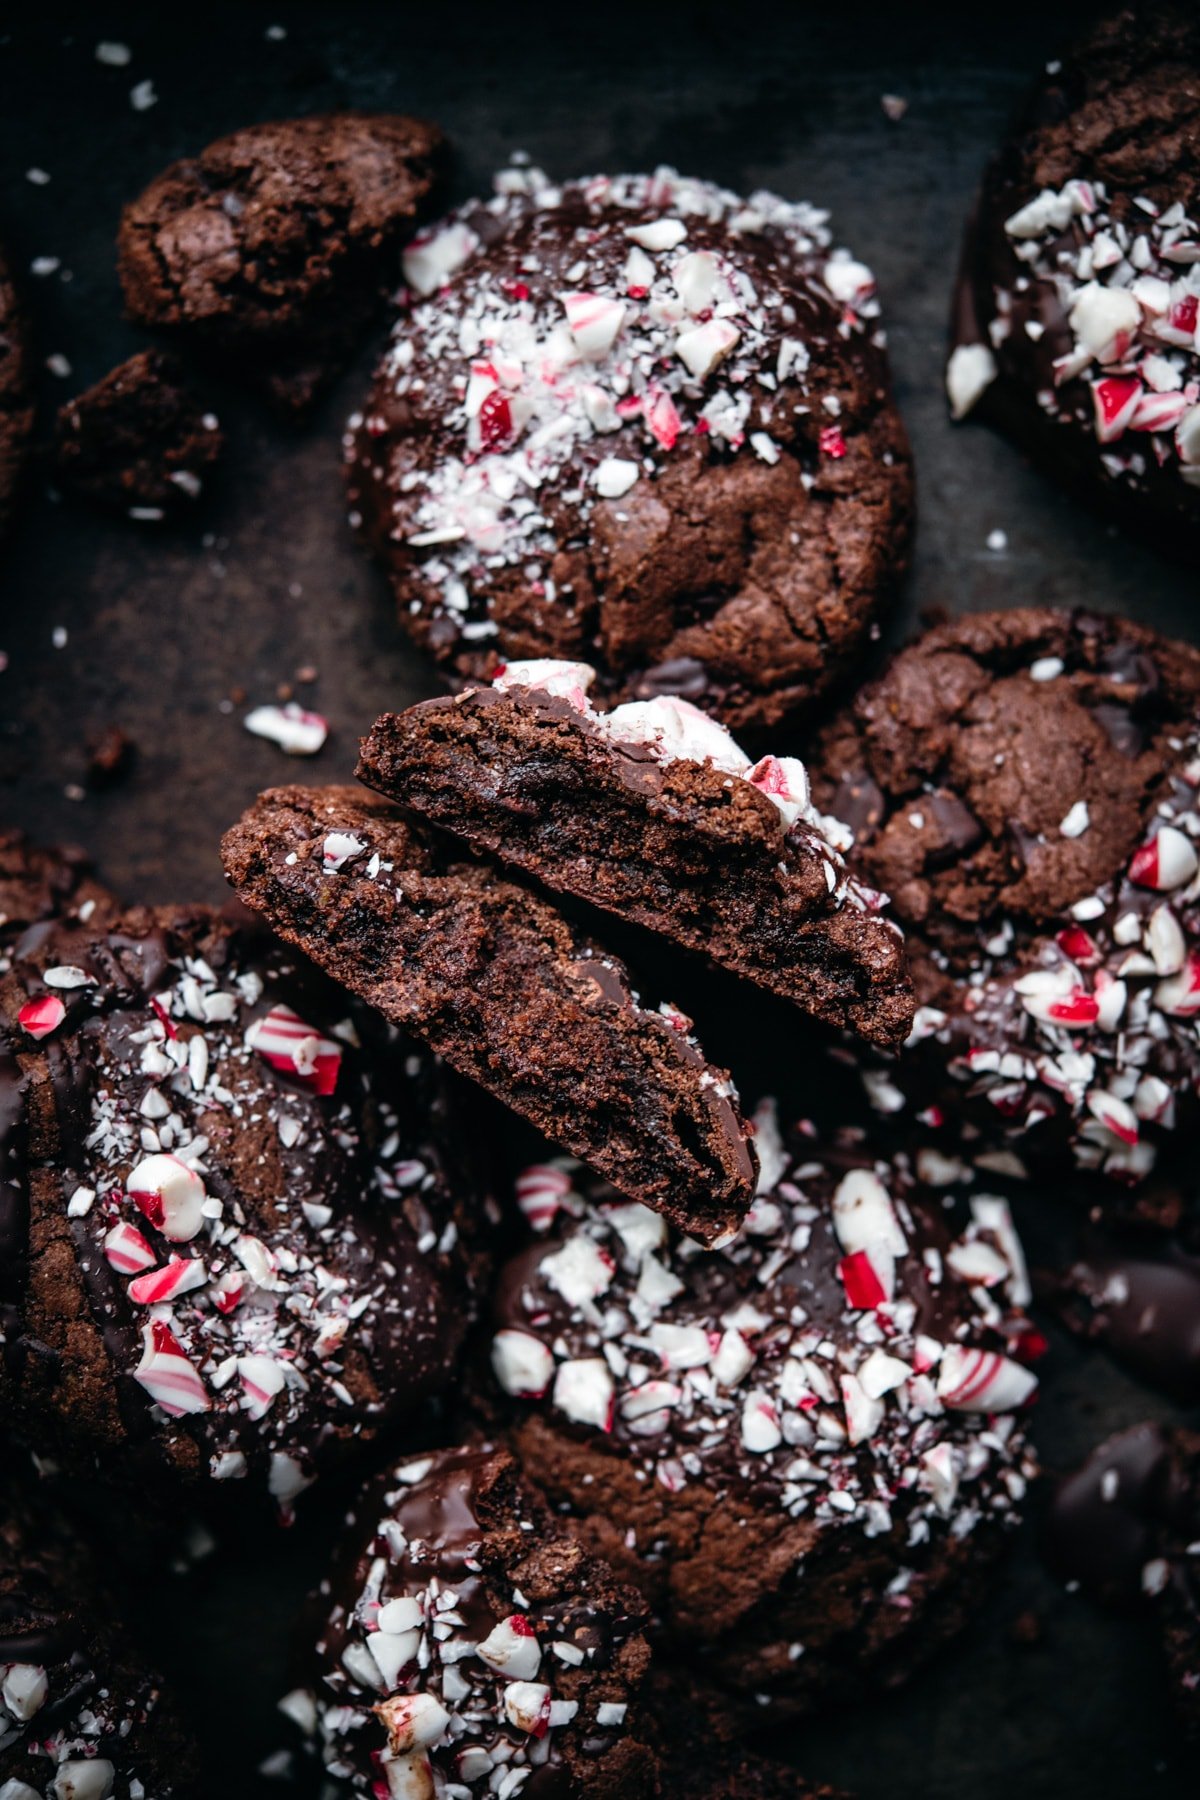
[{"xmin": 1, "ymin": 4, "xmax": 1196, "ymax": 1796}]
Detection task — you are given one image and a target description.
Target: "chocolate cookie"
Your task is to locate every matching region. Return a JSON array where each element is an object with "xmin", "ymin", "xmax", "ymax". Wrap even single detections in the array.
[
  {"xmin": 118, "ymin": 113, "xmax": 446, "ymax": 413},
  {"xmin": 812, "ymin": 608, "xmax": 1200, "ymax": 1185},
  {"xmin": 0, "ymin": 246, "xmax": 34, "ymax": 540},
  {"xmin": 346, "ymin": 164, "xmax": 914, "ymax": 732},
  {"xmin": 0, "ymin": 1473, "xmax": 198, "ymax": 1798},
  {"xmin": 222, "ymin": 785, "xmax": 757, "ymax": 1245},
  {"xmin": 284, "ymin": 1443, "xmax": 658, "ymax": 1797},
  {"xmin": 1047, "ymin": 1422, "xmax": 1200, "ymax": 1738},
  {"xmin": 485, "ymin": 1103, "xmax": 1038, "ymax": 1717},
  {"xmin": 0, "ymin": 903, "xmax": 491, "ymax": 1506},
  {"xmin": 358, "ymin": 659, "xmax": 913, "ymax": 1049},
  {"xmin": 0, "ymin": 829, "xmax": 115, "ymax": 954},
  {"xmin": 948, "ymin": 6, "xmax": 1200, "ymax": 550},
  {"xmin": 54, "ymin": 351, "xmax": 223, "ymax": 516}
]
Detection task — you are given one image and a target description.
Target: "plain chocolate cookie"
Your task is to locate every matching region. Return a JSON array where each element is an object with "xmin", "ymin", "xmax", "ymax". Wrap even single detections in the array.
[
  {"xmin": 118, "ymin": 112, "xmax": 446, "ymax": 413},
  {"xmin": 948, "ymin": 5, "xmax": 1200, "ymax": 551},
  {"xmin": 0, "ymin": 1471, "xmax": 198, "ymax": 1799},
  {"xmin": 0, "ymin": 828, "xmax": 115, "ymax": 952},
  {"xmin": 286, "ymin": 1443, "xmax": 658, "ymax": 1798},
  {"xmin": 54, "ymin": 350, "xmax": 223, "ymax": 516},
  {"xmin": 812, "ymin": 607, "xmax": 1200, "ymax": 1185},
  {"xmin": 484, "ymin": 1103, "xmax": 1038, "ymax": 1718},
  {"xmin": 346, "ymin": 164, "xmax": 914, "ymax": 733},
  {"xmin": 0, "ymin": 245, "xmax": 34, "ymax": 539},
  {"xmin": 222, "ymin": 784, "xmax": 758, "ymax": 1246},
  {"xmin": 0, "ymin": 902, "xmax": 493, "ymax": 1506}
]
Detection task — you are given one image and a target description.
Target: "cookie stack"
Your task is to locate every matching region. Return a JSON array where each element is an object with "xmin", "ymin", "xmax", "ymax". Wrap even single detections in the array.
[{"xmin": 2, "ymin": 7, "xmax": 1200, "ymax": 1797}]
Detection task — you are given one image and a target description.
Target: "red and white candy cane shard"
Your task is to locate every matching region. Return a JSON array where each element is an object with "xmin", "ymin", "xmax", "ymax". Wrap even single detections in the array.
[
  {"xmin": 1020, "ymin": 985, "xmax": 1100, "ymax": 1028},
  {"xmin": 1091, "ymin": 374, "xmax": 1142, "ymax": 443},
  {"xmin": 477, "ymin": 1615, "xmax": 542, "ymax": 1681},
  {"xmin": 238, "ymin": 1353, "xmax": 288, "ymax": 1420},
  {"xmin": 134, "ymin": 1319, "xmax": 210, "ymax": 1416},
  {"xmin": 514, "ymin": 1163, "xmax": 572, "ymax": 1232},
  {"xmin": 837, "ymin": 1248, "xmax": 891, "ymax": 1310},
  {"xmin": 1155, "ymin": 950, "xmax": 1200, "ymax": 1016},
  {"xmin": 126, "ymin": 1153, "xmax": 206, "ymax": 1243},
  {"xmin": 102, "ymin": 1220, "xmax": 157, "ymax": 1274},
  {"xmin": 128, "ymin": 1255, "xmax": 208, "ymax": 1305},
  {"xmin": 560, "ymin": 291, "xmax": 626, "ymax": 360},
  {"xmin": 1055, "ymin": 925, "xmax": 1099, "ymax": 966},
  {"xmin": 643, "ymin": 382, "xmax": 681, "ymax": 449},
  {"xmin": 245, "ymin": 1005, "xmax": 342, "ymax": 1096},
  {"xmin": 503, "ymin": 1680, "xmax": 552, "ymax": 1738},
  {"xmin": 936, "ymin": 1343, "xmax": 1037, "ymax": 1413},
  {"xmin": 17, "ymin": 995, "xmax": 66, "ymax": 1039},
  {"xmin": 552, "ymin": 1356, "xmax": 614, "ymax": 1431},
  {"xmin": 1128, "ymin": 824, "xmax": 1199, "ymax": 892}
]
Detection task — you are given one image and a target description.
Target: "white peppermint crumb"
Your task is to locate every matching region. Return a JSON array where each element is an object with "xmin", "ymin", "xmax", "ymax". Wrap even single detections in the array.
[
  {"xmin": 52, "ymin": 626, "xmax": 67, "ymax": 648},
  {"xmin": 881, "ymin": 94, "xmax": 908, "ymax": 121},
  {"xmin": 985, "ymin": 528, "xmax": 1007, "ymax": 551},
  {"xmin": 25, "ymin": 168, "xmax": 51, "ymax": 186},
  {"xmin": 265, "ymin": 23, "xmax": 287, "ymax": 39},
  {"xmin": 1030, "ymin": 656, "xmax": 1064, "ymax": 682},
  {"xmin": 30, "ymin": 257, "xmax": 60, "ymax": 277},
  {"xmin": 45, "ymin": 354, "xmax": 72, "ymax": 378},
  {"xmin": 95, "ymin": 40, "xmax": 131, "ymax": 65},
  {"xmin": 130, "ymin": 79, "xmax": 158, "ymax": 111},
  {"xmin": 1059, "ymin": 800, "xmax": 1090, "ymax": 839}
]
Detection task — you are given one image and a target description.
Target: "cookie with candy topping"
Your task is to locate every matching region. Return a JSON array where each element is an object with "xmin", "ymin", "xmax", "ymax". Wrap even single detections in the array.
[
  {"xmin": 222, "ymin": 784, "xmax": 757, "ymax": 1246},
  {"xmin": 0, "ymin": 902, "xmax": 491, "ymax": 1505},
  {"xmin": 357, "ymin": 659, "xmax": 913, "ymax": 1050},
  {"xmin": 0, "ymin": 829, "xmax": 115, "ymax": 956},
  {"xmin": 484, "ymin": 1106, "xmax": 1038, "ymax": 1717},
  {"xmin": 346, "ymin": 164, "xmax": 913, "ymax": 733},
  {"xmin": 1047, "ymin": 1422, "xmax": 1200, "ymax": 1738},
  {"xmin": 0, "ymin": 1472, "xmax": 198, "ymax": 1798},
  {"xmin": 118, "ymin": 113, "xmax": 447, "ymax": 413},
  {"xmin": 948, "ymin": 6, "xmax": 1200, "ymax": 550},
  {"xmin": 811, "ymin": 607, "xmax": 1200, "ymax": 1186},
  {"xmin": 284, "ymin": 1443, "xmax": 658, "ymax": 1797},
  {"xmin": 0, "ymin": 245, "xmax": 33, "ymax": 541}
]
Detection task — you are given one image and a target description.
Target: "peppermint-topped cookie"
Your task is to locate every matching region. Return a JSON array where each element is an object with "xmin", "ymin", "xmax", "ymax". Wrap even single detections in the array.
[
  {"xmin": 812, "ymin": 607, "xmax": 1200, "ymax": 1186},
  {"xmin": 948, "ymin": 6, "xmax": 1200, "ymax": 549},
  {"xmin": 0, "ymin": 904, "xmax": 491, "ymax": 1507},
  {"xmin": 357, "ymin": 658, "xmax": 914, "ymax": 1049},
  {"xmin": 486, "ymin": 1106, "xmax": 1038, "ymax": 1715},
  {"xmin": 347, "ymin": 164, "xmax": 913, "ymax": 732},
  {"xmin": 0, "ymin": 1472, "xmax": 198, "ymax": 1799},
  {"xmin": 285, "ymin": 1444, "xmax": 658, "ymax": 1798}
]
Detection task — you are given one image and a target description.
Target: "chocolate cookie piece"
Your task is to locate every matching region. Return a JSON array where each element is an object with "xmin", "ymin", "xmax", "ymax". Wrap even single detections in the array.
[
  {"xmin": 948, "ymin": 6, "xmax": 1200, "ymax": 550},
  {"xmin": 118, "ymin": 113, "xmax": 446, "ymax": 413},
  {"xmin": 54, "ymin": 350, "xmax": 223, "ymax": 516},
  {"xmin": 285, "ymin": 1443, "xmax": 658, "ymax": 1798},
  {"xmin": 0, "ymin": 829, "xmax": 115, "ymax": 953},
  {"xmin": 358, "ymin": 660, "xmax": 913, "ymax": 1050},
  {"xmin": 0, "ymin": 246, "xmax": 34, "ymax": 539},
  {"xmin": 222, "ymin": 785, "xmax": 757, "ymax": 1245},
  {"xmin": 812, "ymin": 608, "xmax": 1200, "ymax": 1186},
  {"xmin": 485, "ymin": 1105, "xmax": 1038, "ymax": 1717},
  {"xmin": 346, "ymin": 165, "xmax": 913, "ymax": 733},
  {"xmin": 0, "ymin": 1474, "xmax": 198, "ymax": 1798},
  {"xmin": 1047, "ymin": 1422, "xmax": 1200, "ymax": 1738},
  {"xmin": 0, "ymin": 903, "xmax": 491, "ymax": 1505}
]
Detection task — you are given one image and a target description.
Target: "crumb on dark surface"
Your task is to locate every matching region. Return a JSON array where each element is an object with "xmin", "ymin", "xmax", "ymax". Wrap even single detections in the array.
[{"xmin": 54, "ymin": 349, "xmax": 223, "ymax": 514}]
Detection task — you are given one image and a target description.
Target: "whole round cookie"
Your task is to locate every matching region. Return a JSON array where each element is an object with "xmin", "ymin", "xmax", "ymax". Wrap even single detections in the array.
[
  {"xmin": 948, "ymin": 5, "xmax": 1200, "ymax": 549},
  {"xmin": 485, "ymin": 1104, "xmax": 1038, "ymax": 1716},
  {"xmin": 118, "ymin": 113, "xmax": 447, "ymax": 413},
  {"xmin": 0, "ymin": 1471, "xmax": 198, "ymax": 1798},
  {"xmin": 0, "ymin": 246, "xmax": 34, "ymax": 539},
  {"xmin": 812, "ymin": 607, "xmax": 1200, "ymax": 1186},
  {"xmin": 347, "ymin": 164, "xmax": 914, "ymax": 733},
  {"xmin": 286, "ymin": 1443, "xmax": 658, "ymax": 1797},
  {"xmin": 0, "ymin": 903, "xmax": 493, "ymax": 1508}
]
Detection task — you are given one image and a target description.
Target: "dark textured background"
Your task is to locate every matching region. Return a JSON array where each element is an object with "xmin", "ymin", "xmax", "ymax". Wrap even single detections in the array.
[{"xmin": 0, "ymin": 4, "xmax": 1196, "ymax": 1796}]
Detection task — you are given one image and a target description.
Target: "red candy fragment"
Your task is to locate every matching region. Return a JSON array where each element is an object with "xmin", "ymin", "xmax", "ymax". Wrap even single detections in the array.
[
  {"xmin": 838, "ymin": 1249, "xmax": 887, "ymax": 1310},
  {"xmin": 17, "ymin": 996, "xmax": 66, "ymax": 1040},
  {"xmin": 818, "ymin": 426, "xmax": 847, "ymax": 458}
]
